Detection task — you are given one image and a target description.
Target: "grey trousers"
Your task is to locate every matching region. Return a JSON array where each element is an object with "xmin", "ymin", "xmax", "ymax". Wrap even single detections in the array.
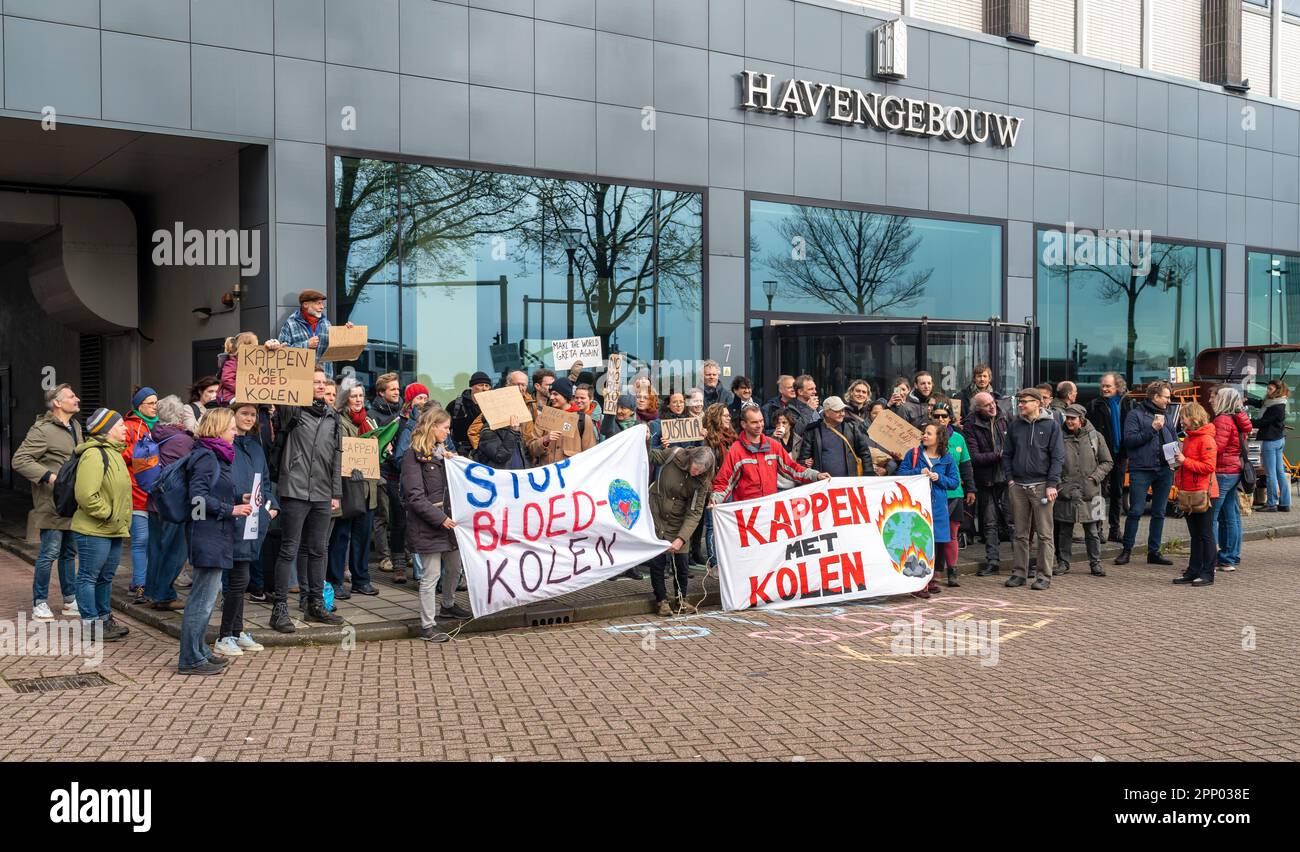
[
  {"xmin": 1009, "ymin": 482, "xmax": 1055, "ymax": 580},
  {"xmin": 1054, "ymin": 520, "xmax": 1102, "ymax": 570},
  {"xmin": 415, "ymin": 550, "xmax": 463, "ymax": 629}
]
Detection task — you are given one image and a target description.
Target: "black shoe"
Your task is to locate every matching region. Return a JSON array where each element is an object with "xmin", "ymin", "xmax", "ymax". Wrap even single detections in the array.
[
  {"xmin": 305, "ymin": 601, "xmax": 344, "ymax": 625},
  {"xmin": 1256, "ymin": 505, "xmax": 1277, "ymax": 512},
  {"xmin": 270, "ymin": 603, "xmax": 296, "ymax": 634},
  {"xmin": 420, "ymin": 626, "xmax": 451, "ymax": 643},
  {"xmin": 439, "ymin": 603, "xmax": 473, "ymax": 620},
  {"xmin": 1090, "ymin": 566, "xmax": 1106, "ymax": 576},
  {"xmin": 1114, "ymin": 550, "xmax": 1131, "ymax": 565},
  {"xmin": 1279, "ymin": 506, "xmax": 1291, "ymax": 513},
  {"xmin": 976, "ymin": 564, "xmax": 999, "ymax": 576},
  {"xmin": 179, "ymin": 661, "xmax": 226, "ymax": 676},
  {"xmin": 1030, "ymin": 577, "xmax": 1050, "ymax": 590},
  {"xmin": 206, "ymin": 654, "xmax": 231, "ymax": 668},
  {"xmin": 331, "ymin": 584, "xmax": 352, "ymax": 601},
  {"xmin": 1107, "ymin": 530, "xmax": 1124, "ymax": 543},
  {"xmin": 1054, "ymin": 561, "xmax": 1071, "ymax": 575},
  {"xmin": 1004, "ymin": 575, "xmax": 1025, "ymax": 587},
  {"xmin": 622, "ymin": 567, "xmax": 644, "ymax": 581},
  {"xmin": 351, "ymin": 584, "xmax": 380, "ymax": 596},
  {"xmin": 945, "ymin": 569, "xmax": 960, "ymax": 588},
  {"xmin": 1191, "ymin": 577, "xmax": 1214, "ymax": 586},
  {"xmin": 246, "ymin": 587, "xmax": 267, "ymax": 602},
  {"xmin": 1147, "ymin": 552, "xmax": 1174, "ymax": 566},
  {"xmin": 1172, "ymin": 576, "xmax": 1195, "ymax": 585},
  {"xmin": 104, "ymin": 617, "xmax": 129, "ymax": 639}
]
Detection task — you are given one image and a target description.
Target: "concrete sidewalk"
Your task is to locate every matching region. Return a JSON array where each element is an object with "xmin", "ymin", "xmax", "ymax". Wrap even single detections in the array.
[{"xmin": 2, "ymin": 486, "xmax": 1295, "ymax": 646}]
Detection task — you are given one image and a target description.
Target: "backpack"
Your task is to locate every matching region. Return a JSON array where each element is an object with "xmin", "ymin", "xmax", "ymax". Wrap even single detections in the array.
[
  {"xmin": 129, "ymin": 429, "xmax": 165, "ymax": 493},
  {"xmin": 152, "ymin": 449, "xmax": 218, "ymax": 524},
  {"xmin": 52, "ymin": 447, "xmax": 109, "ymax": 518}
]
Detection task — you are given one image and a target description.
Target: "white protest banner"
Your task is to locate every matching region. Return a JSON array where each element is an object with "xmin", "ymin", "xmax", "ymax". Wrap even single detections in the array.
[
  {"xmin": 551, "ymin": 336, "xmax": 603, "ymax": 371},
  {"xmin": 445, "ymin": 424, "xmax": 670, "ymax": 617},
  {"xmin": 713, "ymin": 475, "xmax": 934, "ymax": 611}
]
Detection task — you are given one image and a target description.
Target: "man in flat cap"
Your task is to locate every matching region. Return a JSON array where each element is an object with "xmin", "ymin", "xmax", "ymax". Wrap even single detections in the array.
[{"xmin": 277, "ymin": 289, "xmax": 355, "ymax": 379}]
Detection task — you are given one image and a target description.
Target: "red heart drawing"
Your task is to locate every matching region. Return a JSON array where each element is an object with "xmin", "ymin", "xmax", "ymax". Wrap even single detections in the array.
[{"xmin": 619, "ymin": 500, "xmax": 631, "ymax": 516}]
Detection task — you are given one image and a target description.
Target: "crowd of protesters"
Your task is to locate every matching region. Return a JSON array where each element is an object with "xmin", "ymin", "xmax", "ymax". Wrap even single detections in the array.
[{"xmin": 11, "ymin": 288, "xmax": 1294, "ymax": 671}]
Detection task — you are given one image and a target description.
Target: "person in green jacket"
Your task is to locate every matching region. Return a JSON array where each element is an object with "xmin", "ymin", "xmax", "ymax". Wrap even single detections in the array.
[
  {"xmin": 72, "ymin": 408, "xmax": 134, "ymax": 641},
  {"xmin": 646, "ymin": 446, "xmax": 715, "ymax": 615},
  {"xmin": 932, "ymin": 401, "xmax": 976, "ymax": 585}
]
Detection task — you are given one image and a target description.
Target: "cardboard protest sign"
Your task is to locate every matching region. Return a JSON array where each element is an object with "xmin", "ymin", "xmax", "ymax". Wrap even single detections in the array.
[
  {"xmin": 445, "ymin": 425, "xmax": 671, "ymax": 616},
  {"xmin": 551, "ymin": 336, "xmax": 603, "ymax": 371},
  {"xmin": 603, "ymin": 353, "xmax": 623, "ymax": 412},
  {"xmin": 948, "ymin": 398, "xmax": 963, "ymax": 422},
  {"xmin": 234, "ymin": 345, "xmax": 315, "ymax": 406},
  {"xmin": 867, "ymin": 409, "xmax": 923, "ymax": 457},
  {"xmin": 713, "ymin": 475, "xmax": 934, "ymax": 611},
  {"xmin": 662, "ymin": 416, "xmax": 703, "ymax": 445},
  {"xmin": 475, "ymin": 387, "xmax": 533, "ymax": 430},
  {"xmin": 535, "ymin": 404, "xmax": 580, "ymax": 436},
  {"xmin": 341, "ymin": 436, "xmax": 381, "ymax": 480},
  {"xmin": 321, "ymin": 325, "xmax": 368, "ymax": 362}
]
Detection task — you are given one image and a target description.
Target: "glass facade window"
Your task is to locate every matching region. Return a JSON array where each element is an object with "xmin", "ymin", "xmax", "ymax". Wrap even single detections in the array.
[
  {"xmin": 1035, "ymin": 229, "xmax": 1222, "ymax": 397},
  {"xmin": 749, "ymin": 199, "xmax": 1002, "ymax": 320},
  {"xmin": 333, "ymin": 156, "xmax": 703, "ymax": 405},
  {"xmin": 1247, "ymin": 251, "xmax": 1300, "ymax": 345}
]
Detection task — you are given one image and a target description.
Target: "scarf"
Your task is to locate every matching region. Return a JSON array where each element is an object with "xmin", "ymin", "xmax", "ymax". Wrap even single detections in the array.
[
  {"xmin": 197, "ymin": 436, "xmax": 234, "ymax": 465},
  {"xmin": 348, "ymin": 406, "xmax": 370, "ymax": 432},
  {"xmin": 301, "ymin": 307, "xmax": 320, "ymax": 333},
  {"xmin": 1106, "ymin": 395, "xmax": 1121, "ymax": 448},
  {"xmin": 133, "ymin": 409, "xmax": 158, "ymax": 429},
  {"xmin": 309, "ymin": 398, "xmax": 330, "ymax": 418}
]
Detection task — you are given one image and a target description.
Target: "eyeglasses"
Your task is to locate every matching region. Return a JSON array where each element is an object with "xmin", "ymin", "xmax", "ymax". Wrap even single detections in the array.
[{"xmin": 934, "ymin": 413, "xmax": 951, "ymax": 419}]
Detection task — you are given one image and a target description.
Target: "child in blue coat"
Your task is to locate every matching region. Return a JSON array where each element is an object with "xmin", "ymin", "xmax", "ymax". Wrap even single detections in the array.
[{"xmin": 898, "ymin": 421, "xmax": 961, "ymax": 597}]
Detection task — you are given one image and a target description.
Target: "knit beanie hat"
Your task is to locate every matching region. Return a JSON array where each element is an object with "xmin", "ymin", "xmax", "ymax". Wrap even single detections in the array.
[
  {"xmin": 131, "ymin": 387, "xmax": 157, "ymax": 410},
  {"xmin": 87, "ymin": 408, "xmax": 123, "ymax": 436},
  {"xmin": 551, "ymin": 377, "xmax": 575, "ymax": 401},
  {"xmin": 404, "ymin": 383, "xmax": 430, "ymax": 405}
]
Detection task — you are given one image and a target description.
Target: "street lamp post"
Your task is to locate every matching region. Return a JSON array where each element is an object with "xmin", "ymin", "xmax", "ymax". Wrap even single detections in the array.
[
  {"xmin": 560, "ymin": 227, "xmax": 582, "ymax": 338},
  {"xmin": 762, "ymin": 279, "xmax": 778, "ymax": 311}
]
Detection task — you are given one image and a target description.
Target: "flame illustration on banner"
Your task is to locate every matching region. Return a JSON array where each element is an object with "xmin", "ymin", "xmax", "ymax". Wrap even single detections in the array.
[{"xmin": 875, "ymin": 483, "xmax": 934, "ymax": 576}]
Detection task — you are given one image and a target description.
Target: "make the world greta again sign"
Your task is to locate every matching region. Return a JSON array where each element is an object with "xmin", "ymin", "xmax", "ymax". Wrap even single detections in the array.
[{"xmin": 739, "ymin": 70, "xmax": 1023, "ymax": 148}]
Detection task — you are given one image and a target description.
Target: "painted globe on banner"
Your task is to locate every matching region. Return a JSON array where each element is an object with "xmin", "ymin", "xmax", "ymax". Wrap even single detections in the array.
[
  {"xmin": 607, "ymin": 479, "xmax": 641, "ymax": 530},
  {"xmin": 882, "ymin": 511, "xmax": 932, "ymax": 568}
]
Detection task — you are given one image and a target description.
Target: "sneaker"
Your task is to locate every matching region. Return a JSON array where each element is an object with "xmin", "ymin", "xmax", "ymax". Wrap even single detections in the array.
[
  {"xmin": 31, "ymin": 602, "xmax": 55, "ymax": 621},
  {"xmin": 378, "ymin": 557, "xmax": 394, "ymax": 573},
  {"xmin": 61, "ymin": 599, "xmax": 80, "ymax": 617},
  {"xmin": 352, "ymin": 584, "xmax": 380, "ymax": 596},
  {"xmin": 206, "ymin": 653, "xmax": 231, "ymax": 667},
  {"xmin": 212, "ymin": 637, "xmax": 244, "ymax": 657},
  {"xmin": 179, "ymin": 661, "xmax": 226, "ymax": 676},
  {"xmin": 420, "ymin": 626, "xmax": 451, "ymax": 643},
  {"xmin": 236, "ymin": 632, "xmax": 264, "ymax": 651},
  {"xmin": 1220, "ymin": 564, "xmax": 1237, "ymax": 572},
  {"xmin": 1191, "ymin": 577, "xmax": 1214, "ymax": 586},
  {"xmin": 1054, "ymin": 561, "xmax": 1070, "ymax": 576},
  {"xmin": 438, "ymin": 602, "xmax": 473, "ymax": 620},
  {"xmin": 130, "ymin": 585, "xmax": 147, "ymax": 604},
  {"xmin": 1090, "ymin": 566, "xmax": 1106, "ymax": 577},
  {"xmin": 331, "ymin": 584, "xmax": 352, "ymax": 601},
  {"xmin": 104, "ymin": 617, "xmax": 129, "ymax": 639},
  {"xmin": 976, "ymin": 564, "xmax": 999, "ymax": 576},
  {"xmin": 246, "ymin": 587, "xmax": 267, "ymax": 602},
  {"xmin": 1004, "ymin": 575, "xmax": 1026, "ymax": 587},
  {"xmin": 1029, "ymin": 577, "xmax": 1050, "ymax": 590}
]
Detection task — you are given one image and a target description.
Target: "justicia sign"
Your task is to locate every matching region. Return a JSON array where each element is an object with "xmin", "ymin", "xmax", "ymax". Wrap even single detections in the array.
[{"xmin": 738, "ymin": 70, "xmax": 1024, "ymax": 148}]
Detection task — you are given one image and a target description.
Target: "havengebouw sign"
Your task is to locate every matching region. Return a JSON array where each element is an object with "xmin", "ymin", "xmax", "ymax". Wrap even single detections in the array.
[{"xmin": 738, "ymin": 70, "xmax": 1024, "ymax": 148}]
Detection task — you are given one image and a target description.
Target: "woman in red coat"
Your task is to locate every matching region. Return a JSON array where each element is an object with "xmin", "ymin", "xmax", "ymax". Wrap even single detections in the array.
[{"xmin": 1172, "ymin": 402, "xmax": 1219, "ymax": 587}]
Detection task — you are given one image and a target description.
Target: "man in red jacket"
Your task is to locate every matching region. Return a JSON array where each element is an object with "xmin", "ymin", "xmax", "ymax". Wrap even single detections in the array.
[{"xmin": 712, "ymin": 404, "xmax": 828, "ymax": 504}]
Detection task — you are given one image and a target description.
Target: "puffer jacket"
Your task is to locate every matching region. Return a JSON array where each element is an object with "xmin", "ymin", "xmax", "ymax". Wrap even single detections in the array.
[
  {"xmin": 187, "ymin": 442, "xmax": 238, "ymax": 569},
  {"xmin": 121, "ymin": 413, "xmax": 154, "ymax": 511},
  {"xmin": 1123, "ymin": 399, "xmax": 1178, "ymax": 472},
  {"xmin": 1053, "ymin": 422, "xmax": 1114, "ymax": 524},
  {"xmin": 71, "ymin": 437, "xmax": 132, "ymax": 538},
  {"xmin": 12, "ymin": 412, "xmax": 83, "ymax": 531},
  {"xmin": 1212, "ymin": 411, "xmax": 1253, "ymax": 474},
  {"xmin": 232, "ymin": 433, "xmax": 277, "ymax": 562},
  {"xmin": 1176, "ymin": 423, "xmax": 1219, "ymax": 499},
  {"xmin": 897, "ymin": 448, "xmax": 960, "ymax": 543},
  {"xmin": 648, "ymin": 448, "xmax": 710, "ymax": 542},
  {"xmin": 401, "ymin": 446, "xmax": 455, "ymax": 554},
  {"xmin": 272, "ymin": 402, "xmax": 342, "ymax": 502}
]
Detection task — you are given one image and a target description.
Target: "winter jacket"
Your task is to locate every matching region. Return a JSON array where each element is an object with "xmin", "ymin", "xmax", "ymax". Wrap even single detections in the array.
[
  {"xmin": 1003, "ymin": 411, "xmax": 1065, "ymax": 486},
  {"xmin": 278, "ymin": 309, "xmax": 338, "ymax": 378},
  {"xmin": 759, "ymin": 395, "xmax": 789, "ymax": 430},
  {"xmin": 217, "ymin": 354, "xmax": 238, "ymax": 405},
  {"xmin": 187, "ymin": 444, "xmax": 238, "ymax": 568},
  {"xmin": 786, "ymin": 398, "xmax": 820, "ymax": 435},
  {"xmin": 448, "ymin": 388, "xmax": 483, "ymax": 454},
  {"xmin": 945, "ymin": 428, "xmax": 976, "ymax": 499},
  {"xmin": 232, "ymin": 433, "xmax": 277, "ymax": 562},
  {"xmin": 1176, "ymin": 423, "xmax": 1219, "ymax": 499},
  {"xmin": 1212, "ymin": 411, "xmax": 1253, "ymax": 474},
  {"xmin": 954, "ymin": 385, "xmax": 1011, "ymax": 420},
  {"xmin": 702, "ymin": 384, "xmax": 734, "ymax": 410},
  {"xmin": 401, "ymin": 447, "xmax": 455, "ymax": 554},
  {"xmin": 144, "ymin": 425, "xmax": 197, "ymax": 515},
  {"xmin": 272, "ymin": 402, "xmax": 342, "ymax": 503},
  {"xmin": 727, "ymin": 396, "xmax": 750, "ymax": 431},
  {"xmin": 369, "ymin": 397, "xmax": 403, "ymax": 427},
  {"xmin": 1053, "ymin": 422, "xmax": 1114, "ymax": 524},
  {"xmin": 121, "ymin": 413, "xmax": 154, "ymax": 511},
  {"xmin": 712, "ymin": 437, "xmax": 819, "ymax": 503},
  {"xmin": 71, "ymin": 437, "xmax": 132, "ymax": 538},
  {"xmin": 649, "ymin": 412, "xmax": 702, "ymax": 451},
  {"xmin": 1251, "ymin": 397, "xmax": 1287, "ymax": 442},
  {"xmin": 334, "ymin": 414, "xmax": 378, "ymax": 516},
  {"xmin": 12, "ymin": 412, "xmax": 83, "ymax": 531},
  {"xmin": 961, "ymin": 408, "xmax": 1009, "ymax": 488},
  {"xmin": 895, "ymin": 390, "xmax": 933, "ymax": 429},
  {"xmin": 467, "ymin": 390, "xmax": 534, "ymax": 453},
  {"xmin": 1086, "ymin": 394, "xmax": 1133, "ymax": 456},
  {"xmin": 772, "ymin": 430, "xmax": 807, "ymax": 490},
  {"xmin": 476, "ymin": 424, "xmax": 530, "ymax": 469},
  {"xmin": 897, "ymin": 448, "xmax": 960, "ymax": 543},
  {"xmin": 800, "ymin": 419, "xmax": 874, "ymax": 477},
  {"xmin": 648, "ymin": 448, "xmax": 710, "ymax": 542},
  {"xmin": 1123, "ymin": 400, "xmax": 1178, "ymax": 472},
  {"xmin": 527, "ymin": 405, "xmax": 596, "ymax": 465}
]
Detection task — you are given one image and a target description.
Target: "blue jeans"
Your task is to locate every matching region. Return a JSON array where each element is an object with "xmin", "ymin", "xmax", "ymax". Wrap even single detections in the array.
[
  {"xmin": 1261, "ymin": 438, "xmax": 1291, "ymax": 508},
  {"xmin": 1210, "ymin": 473, "xmax": 1242, "ymax": 566},
  {"xmin": 33, "ymin": 528, "xmax": 77, "ymax": 606},
  {"xmin": 178, "ymin": 566, "xmax": 223, "ymax": 670},
  {"xmin": 327, "ymin": 508, "xmax": 374, "ymax": 589},
  {"xmin": 144, "ymin": 513, "xmax": 189, "ymax": 603},
  {"xmin": 129, "ymin": 511, "xmax": 149, "ymax": 588},
  {"xmin": 74, "ymin": 534, "xmax": 123, "ymax": 622},
  {"xmin": 1123, "ymin": 466, "xmax": 1174, "ymax": 554}
]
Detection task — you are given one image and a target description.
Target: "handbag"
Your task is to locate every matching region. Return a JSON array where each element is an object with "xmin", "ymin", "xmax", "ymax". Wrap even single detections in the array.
[
  {"xmin": 339, "ymin": 470, "xmax": 368, "ymax": 519},
  {"xmin": 1236, "ymin": 424, "xmax": 1257, "ymax": 493},
  {"xmin": 1177, "ymin": 489, "xmax": 1210, "ymax": 514}
]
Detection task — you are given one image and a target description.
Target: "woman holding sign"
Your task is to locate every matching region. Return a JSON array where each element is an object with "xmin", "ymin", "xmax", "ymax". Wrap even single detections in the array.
[
  {"xmin": 402, "ymin": 408, "xmax": 471, "ymax": 642},
  {"xmin": 897, "ymin": 421, "xmax": 961, "ymax": 596},
  {"xmin": 328, "ymin": 378, "xmax": 380, "ymax": 599}
]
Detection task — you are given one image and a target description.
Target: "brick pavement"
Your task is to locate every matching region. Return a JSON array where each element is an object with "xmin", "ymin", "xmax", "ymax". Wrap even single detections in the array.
[{"xmin": 0, "ymin": 535, "xmax": 1297, "ymax": 762}]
